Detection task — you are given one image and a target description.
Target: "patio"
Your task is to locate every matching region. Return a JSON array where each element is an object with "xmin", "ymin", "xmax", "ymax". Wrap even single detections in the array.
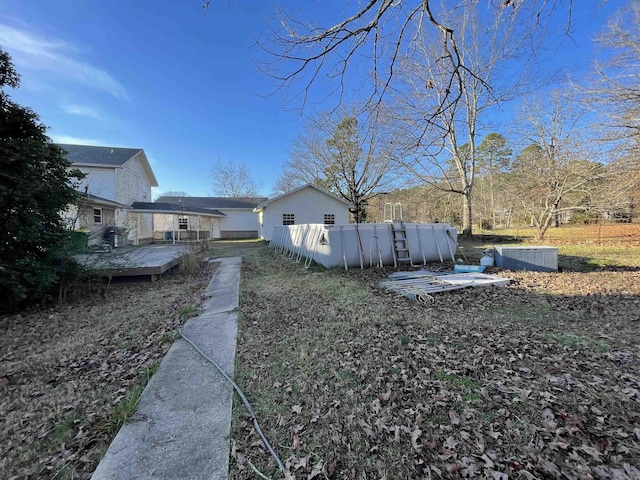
[{"xmin": 74, "ymin": 244, "xmax": 188, "ymax": 279}]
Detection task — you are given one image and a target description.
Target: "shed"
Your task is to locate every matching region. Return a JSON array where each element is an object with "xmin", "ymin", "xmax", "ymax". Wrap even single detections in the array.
[{"xmin": 253, "ymin": 184, "xmax": 353, "ymax": 241}]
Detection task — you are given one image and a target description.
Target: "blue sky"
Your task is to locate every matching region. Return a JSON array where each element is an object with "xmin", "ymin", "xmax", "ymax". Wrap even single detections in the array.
[{"xmin": 0, "ymin": 0, "xmax": 624, "ymax": 197}]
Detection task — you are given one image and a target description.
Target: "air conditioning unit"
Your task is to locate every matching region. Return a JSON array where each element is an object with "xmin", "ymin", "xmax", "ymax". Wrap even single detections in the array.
[{"xmin": 494, "ymin": 246, "xmax": 558, "ymax": 272}]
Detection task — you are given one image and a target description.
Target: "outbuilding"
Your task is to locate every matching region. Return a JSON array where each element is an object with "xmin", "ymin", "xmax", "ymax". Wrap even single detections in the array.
[{"xmin": 253, "ymin": 184, "xmax": 353, "ymax": 241}]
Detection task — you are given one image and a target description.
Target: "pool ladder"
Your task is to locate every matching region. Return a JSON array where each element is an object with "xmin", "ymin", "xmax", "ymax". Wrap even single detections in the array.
[{"xmin": 391, "ymin": 221, "xmax": 413, "ymax": 267}]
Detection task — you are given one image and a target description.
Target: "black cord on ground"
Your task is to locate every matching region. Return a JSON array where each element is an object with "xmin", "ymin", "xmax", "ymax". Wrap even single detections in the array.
[{"xmin": 179, "ymin": 330, "xmax": 286, "ymax": 475}]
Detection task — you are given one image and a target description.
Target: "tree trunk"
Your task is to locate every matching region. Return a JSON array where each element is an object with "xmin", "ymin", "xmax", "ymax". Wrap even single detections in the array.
[
  {"xmin": 461, "ymin": 191, "xmax": 473, "ymax": 238},
  {"xmin": 538, "ymin": 197, "xmax": 562, "ymax": 240}
]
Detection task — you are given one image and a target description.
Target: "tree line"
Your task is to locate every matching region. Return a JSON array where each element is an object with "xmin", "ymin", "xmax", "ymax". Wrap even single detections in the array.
[{"xmin": 255, "ymin": 0, "xmax": 639, "ymax": 239}]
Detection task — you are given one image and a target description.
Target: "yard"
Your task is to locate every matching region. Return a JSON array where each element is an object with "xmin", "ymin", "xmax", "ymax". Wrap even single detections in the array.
[
  {"xmin": 0, "ymin": 254, "xmax": 215, "ymax": 479},
  {"xmin": 2, "ymin": 227, "xmax": 639, "ymax": 479},
  {"xmin": 227, "ymin": 225, "xmax": 640, "ymax": 479}
]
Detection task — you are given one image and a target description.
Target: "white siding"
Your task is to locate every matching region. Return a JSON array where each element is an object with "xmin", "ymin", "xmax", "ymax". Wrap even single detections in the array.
[
  {"xmin": 115, "ymin": 208, "xmax": 131, "ymax": 228},
  {"xmin": 153, "ymin": 214, "xmax": 177, "ymax": 233},
  {"xmin": 261, "ymin": 187, "xmax": 350, "ymax": 240},
  {"xmin": 257, "ymin": 210, "xmax": 265, "ymax": 239},
  {"xmin": 76, "ymin": 167, "xmax": 116, "ymax": 201},
  {"xmin": 152, "ymin": 210, "xmax": 257, "ymax": 239},
  {"xmin": 115, "ymin": 155, "xmax": 152, "ymax": 205},
  {"xmin": 80, "ymin": 207, "xmax": 116, "ymax": 232},
  {"xmin": 152, "ymin": 214, "xmax": 217, "ymax": 239},
  {"xmin": 218, "ymin": 209, "xmax": 259, "ymax": 234},
  {"xmin": 133, "ymin": 213, "xmax": 154, "ymax": 243}
]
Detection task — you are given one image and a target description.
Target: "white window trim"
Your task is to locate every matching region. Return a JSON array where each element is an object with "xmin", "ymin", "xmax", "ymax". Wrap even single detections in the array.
[
  {"xmin": 283, "ymin": 213, "xmax": 295, "ymax": 225},
  {"xmin": 93, "ymin": 207, "xmax": 103, "ymax": 225}
]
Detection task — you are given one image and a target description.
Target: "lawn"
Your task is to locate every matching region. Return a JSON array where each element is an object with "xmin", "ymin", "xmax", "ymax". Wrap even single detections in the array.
[
  {"xmin": 3, "ymin": 233, "xmax": 636, "ymax": 479},
  {"xmin": 229, "ymin": 226, "xmax": 640, "ymax": 479},
  {"xmin": 465, "ymin": 223, "xmax": 640, "ymax": 272},
  {"xmin": 0, "ymin": 252, "xmax": 214, "ymax": 479}
]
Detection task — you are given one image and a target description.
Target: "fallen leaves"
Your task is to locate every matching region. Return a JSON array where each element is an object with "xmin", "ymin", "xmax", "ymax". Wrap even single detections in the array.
[
  {"xmin": 0, "ymin": 263, "xmax": 214, "ymax": 479},
  {"xmin": 230, "ymin": 246, "xmax": 640, "ymax": 479}
]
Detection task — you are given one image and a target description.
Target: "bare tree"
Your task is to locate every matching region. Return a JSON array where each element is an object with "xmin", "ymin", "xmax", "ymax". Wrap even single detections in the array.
[
  {"xmin": 210, "ymin": 159, "xmax": 261, "ymax": 197},
  {"xmin": 155, "ymin": 191, "xmax": 191, "ymax": 199},
  {"xmin": 271, "ymin": 175, "xmax": 299, "ymax": 196},
  {"xmin": 585, "ymin": 2, "xmax": 640, "ymax": 143},
  {"xmin": 512, "ymin": 90, "xmax": 606, "ymax": 239},
  {"xmin": 275, "ymin": 109, "xmax": 398, "ymax": 222},
  {"xmin": 384, "ymin": 2, "xmax": 557, "ymax": 237},
  {"xmin": 592, "ymin": 154, "xmax": 640, "ymax": 223},
  {"xmin": 260, "ymin": 0, "xmax": 570, "ymax": 114},
  {"xmin": 272, "ymin": 122, "xmax": 329, "ymax": 195},
  {"xmin": 574, "ymin": 3, "xmax": 640, "ymax": 223}
]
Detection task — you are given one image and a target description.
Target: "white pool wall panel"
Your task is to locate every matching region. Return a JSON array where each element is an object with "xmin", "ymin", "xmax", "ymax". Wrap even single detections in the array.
[
  {"xmin": 494, "ymin": 246, "xmax": 558, "ymax": 272},
  {"xmin": 270, "ymin": 223, "xmax": 457, "ymax": 269}
]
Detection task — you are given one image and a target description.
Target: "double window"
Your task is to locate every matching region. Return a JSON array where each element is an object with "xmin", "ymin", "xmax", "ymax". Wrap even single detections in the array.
[
  {"xmin": 324, "ymin": 214, "xmax": 335, "ymax": 225},
  {"xmin": 282, "ymin": 214, "xmax": 295, "ymax": 225},
  {"xmin": 178, "ymin": 217, "xmax": 188, "ymax": 230}
]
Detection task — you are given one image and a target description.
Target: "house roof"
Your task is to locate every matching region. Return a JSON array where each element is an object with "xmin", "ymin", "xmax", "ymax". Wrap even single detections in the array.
[
  {"xmin": 58, "ymin": 144, "xmax": 159, "ymax": 187},
  {"xmin": 155, "ymin": 196, "xmax": 267, "ymax": 209},
  {"xmin": 59, "ymin": 144, "xmax": 142, "ymax": 166},
  {"xmin": 130, "ymin": 202, "xmax": 226, "ymax": 217},
  {"xmin": 81, "ymin": 193, "xmax": 131, "ymax": 209},
  {"xmin": 254, "ymin": 184, "xmax": 353, "ymax": 212}
]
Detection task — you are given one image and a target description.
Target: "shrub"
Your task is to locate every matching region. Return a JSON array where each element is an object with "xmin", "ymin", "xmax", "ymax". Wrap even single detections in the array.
[{"xmin": 0, "ymin": 48, "xmax": 85, "ymax": 311}]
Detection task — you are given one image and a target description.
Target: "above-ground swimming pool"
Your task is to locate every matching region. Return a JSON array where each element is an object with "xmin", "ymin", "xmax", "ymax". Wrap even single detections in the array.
[{"xmin": 269, "ymin": 222, "xmax": 458, "ymax": 269}]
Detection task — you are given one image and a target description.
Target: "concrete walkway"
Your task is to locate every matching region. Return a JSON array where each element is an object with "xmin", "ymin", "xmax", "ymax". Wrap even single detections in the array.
[{"xmin": 92, "ymin": 257, "xmax": 242, "ymax": 480}]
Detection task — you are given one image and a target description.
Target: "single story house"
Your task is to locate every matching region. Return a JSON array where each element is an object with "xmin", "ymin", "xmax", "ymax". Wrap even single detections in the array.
[
  {"xmin": 151, "ymin": 196, "xmax": 267, "ymax": 239},
  {"xmin": 129, "ymin": 201, "xmax": 227, "ymax": 242},
  {"xmin": 253, "ymin": 184, "xmax": 353, "ymax": 241}
]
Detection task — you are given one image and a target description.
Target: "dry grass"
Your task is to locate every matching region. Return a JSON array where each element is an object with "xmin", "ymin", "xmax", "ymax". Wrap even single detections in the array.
[
  {"xmin": 483, "ymin": 223, "xmax": 640, "ymax": 246},
  {"xmin": 230, "ymin": 233, "xmax": 640, "ymax": 479},
  {"xmin": 0, "ymin": 261, "xmax": 214, "ymax": 479},
  {"xmin": 466, "ymin": 224, "xmax": 640, "ymax": 271}
]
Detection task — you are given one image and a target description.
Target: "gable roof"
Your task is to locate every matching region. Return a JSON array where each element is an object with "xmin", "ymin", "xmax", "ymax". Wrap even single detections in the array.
[
  {"xmin": 131, "ymin": 202, "xmax": 226, "ymax": 217},
  {"xmin": 155, "ymin": 196, "xmax": 267, "ymax": 209},
  {"xmin": 58, "ymin": 144, "xmax": 159, "ymax": 187},
  {"xmin": 59, "ymin": 144, "xmax": 142, "ymax": 166},
  {"xmin": 254, "ymin": 184, "xmax": 353, "ymax": 212}
]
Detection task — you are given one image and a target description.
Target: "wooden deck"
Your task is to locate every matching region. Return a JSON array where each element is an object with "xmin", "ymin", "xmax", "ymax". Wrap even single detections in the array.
[{"xmin": 74, "ymin": 245, "xmax": 188, "ymax": 278}]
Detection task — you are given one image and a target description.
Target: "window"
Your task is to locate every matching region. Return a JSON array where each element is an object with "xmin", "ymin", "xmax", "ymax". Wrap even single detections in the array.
[
  {"xmin": 93, "ymin": 208, "xmax": 102, "ymax": 225},
  {"xmin": 282, "ymin": 214, "xmax": 295, "ymax": 225},
  {"xmin": 324, "ymin": 214, "xmax": 335, "ymax": 225},
  {"xmin": 178, "ymin": 217, "xmax": 188, "ymax": 230}
]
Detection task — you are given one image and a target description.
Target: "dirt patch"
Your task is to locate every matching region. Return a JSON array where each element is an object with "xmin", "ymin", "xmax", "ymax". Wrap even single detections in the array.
[
  {"xmin": 0, "ymin": 263, "xmax": 214, "ymax": 479},
  {"xmin": 231, "ymin": 246, "xmax": 640, "ymax": 479}
]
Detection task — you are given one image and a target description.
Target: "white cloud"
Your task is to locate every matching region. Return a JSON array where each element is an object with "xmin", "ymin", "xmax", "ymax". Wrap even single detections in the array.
[
  {"xmin": 61, "ymin": 104, "xmax": 103, "ymax": 120},
  {"xmin": 50, "ymin": 134, "xmax": 105, "ymax": 146},
  {"xmin": 0, "ymin": 24, "xmax": 128, "ymax": 101}
]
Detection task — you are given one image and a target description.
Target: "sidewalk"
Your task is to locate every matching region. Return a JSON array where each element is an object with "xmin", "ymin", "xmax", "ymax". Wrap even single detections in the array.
[{"xmin": 91, "ymin": 257, "xmax": 242, "ymax": 480}]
